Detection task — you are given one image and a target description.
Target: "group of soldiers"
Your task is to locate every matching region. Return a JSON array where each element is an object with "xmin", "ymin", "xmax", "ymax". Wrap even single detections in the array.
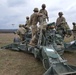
[
  {"xmin": 16, "ymin": 4, "xmax": 76, "ymax": 46},
  {"xmin": 16, "ymin": 4, "xmax": 49, "ymax": 45}
]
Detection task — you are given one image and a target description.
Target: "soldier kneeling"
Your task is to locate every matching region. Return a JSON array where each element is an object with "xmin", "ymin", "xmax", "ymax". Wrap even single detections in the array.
[{"xmin": 16, "ymin": 24, "xmax": 27, "ymax": 43}]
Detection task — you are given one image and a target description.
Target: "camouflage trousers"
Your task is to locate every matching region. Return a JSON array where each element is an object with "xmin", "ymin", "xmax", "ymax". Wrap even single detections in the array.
[
  {"xmin": 39, "ymin": 21, "xmax": 47, "ymax": 30},
  {"xmin": 29, "ymin": 25, "xmax": 38, "ymax": 46},
  {"xmin": 29, "ymin": 35, "xmax": 38, "ymax": 46},
  {"xmin": 31, "ymin": 25, "xmax": 37, "ymax": 37}
]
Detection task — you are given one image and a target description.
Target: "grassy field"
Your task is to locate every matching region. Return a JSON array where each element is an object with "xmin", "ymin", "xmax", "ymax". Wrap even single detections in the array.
[{"xmin": 0, "ymin": 33, "xmax": 76, "ymax": 75}]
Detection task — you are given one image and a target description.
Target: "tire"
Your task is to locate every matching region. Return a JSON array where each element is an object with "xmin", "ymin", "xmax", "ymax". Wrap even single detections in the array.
[{"xmin": 42, "ymin": 58, "xmax": 50, "ymax": 70}]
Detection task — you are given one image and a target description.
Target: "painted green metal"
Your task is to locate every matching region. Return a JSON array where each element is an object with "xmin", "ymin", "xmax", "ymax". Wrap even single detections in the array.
[
  {"xmin": 64, "ymin": 40, "xmax": 76, "ymax": 52},
  {"xmin": 41, "ymin": 46, "xmax": 76, "ymax": 75}
]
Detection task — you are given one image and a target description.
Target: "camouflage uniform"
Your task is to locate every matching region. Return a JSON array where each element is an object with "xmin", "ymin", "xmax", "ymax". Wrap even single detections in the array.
[
  {"xmin": 38, "ymin": 13, "xmax": 47, "ymax": 30},
  {"xmin": 29, "ymin": 8, "xmax": 39, "ymax": 46},
  {"xmin": 39, "ymin": 4, "xmax": 49, "ymax": 30},
  {"xmin": 56, "ymin": 12, "xmax": 66, "ymax": 29},
  {"xmin": 25, "ymin": 16, "xmax": 30, "ymax": 28},
  {"xmin": 16, "ymin": 24, "xmax": 26, "ymax": 41},
  {"xmin": 40, "ymin": 4, "xmax": 49, "ymax": 22},
  {"xmin": 29, "ymin": 8, "xmax": 39, "ymax": 37},
  {"xmin": 56, "ymin": 12, "xmax": 70, "ymax": 38},
  {"xmin": 72, "ymin": 22, "xmax": 76, "ymax": 40},
  {"xmin": 56, "ymin": 12, "xmax": 70, "ymax": 30}
]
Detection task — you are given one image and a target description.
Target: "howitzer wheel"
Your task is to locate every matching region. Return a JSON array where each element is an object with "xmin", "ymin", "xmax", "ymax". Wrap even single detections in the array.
[{"xmin": 42, "ymin": 58, "xmax": 50, "ymax": 70}]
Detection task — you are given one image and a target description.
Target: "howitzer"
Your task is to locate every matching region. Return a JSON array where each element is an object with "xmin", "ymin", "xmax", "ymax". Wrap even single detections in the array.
[{"xmin": 1, "ymin": 22, "xmax": 76, "ymax": 75}]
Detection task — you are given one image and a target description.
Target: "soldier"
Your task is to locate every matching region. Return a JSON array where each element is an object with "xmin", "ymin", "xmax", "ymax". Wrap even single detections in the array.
[
  {"xmin": 56, "ymin": 12, "xmax": 66, "ymax": 29},
  {"xmin": 25, "ymin": 16, "xmax": 30, "ymax": 28},
  {"xmin": 29, "ymin": 8, "xmax": 39, "ymax": 46},
  {"xmin": 39, "ymin": 4, "xmax": 49, "ymax": 24},
  {"xmin": 56, "ymin": 12, "xmax": 69, "ymax": 38},
  {"xmin": 72, "ymin": 22, "xmax": 76, "ymax": 40},
  {"xmin": 16, "ymin": 24, "xmax": 27, "ymax": 42}
]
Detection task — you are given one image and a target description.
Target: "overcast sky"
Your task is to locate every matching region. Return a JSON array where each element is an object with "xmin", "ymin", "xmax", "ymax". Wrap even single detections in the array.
[{"xmin": 0, "ymin": 0, "xmax": 76, "ymax": 29}]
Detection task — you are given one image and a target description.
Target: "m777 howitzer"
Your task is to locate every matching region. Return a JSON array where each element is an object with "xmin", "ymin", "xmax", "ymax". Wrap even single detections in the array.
[{"xmin": 1, "ymin": 22, "xmax": 76, "ymax": 75}]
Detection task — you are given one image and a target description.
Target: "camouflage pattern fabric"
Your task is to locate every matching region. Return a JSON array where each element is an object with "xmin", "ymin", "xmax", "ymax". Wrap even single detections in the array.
[
  {"xmin": 16, "ymin": 27, "xmax": 26, "ymax": 41},
  {"xmin": 38, "ymin": 15, "xmax": 47, "ymax": 30},
  {"xmin": 26, "ymin": 19, "xmax": 30, "ymax": 28},
  {"xmin": 39, "ymin": 9, "xmax": 48, "ymax": 21},
  {"xmin": 29, "ymin": 12, "xmax": 39, "ymax": 46}
]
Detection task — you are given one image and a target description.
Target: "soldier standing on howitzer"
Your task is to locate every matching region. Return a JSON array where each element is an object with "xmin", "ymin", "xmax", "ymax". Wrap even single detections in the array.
[
  {"xmin": 38, "ymin": 4, "xmax": 49, "ymax": 37},
  {"xmin": 56, "ymin": 12, "xmax": 70, "ymax": 38},
  {"xmin": 39, "ymin": 4, "xmax": 49, "ymax": 28},
  {"xmin": 72, "ymin": 22, "xmax": 76, "ymax": 40},
  {"xmin": 29, "ymin": 8, "xmax": 39, "ymax": 46},
  {"xmin": 29, "ymin": 4, "xmax": 49, "ymax": 46},
  {"xmin": 16, "ymin": 24, "xmax": 27, "ymax": 42}
]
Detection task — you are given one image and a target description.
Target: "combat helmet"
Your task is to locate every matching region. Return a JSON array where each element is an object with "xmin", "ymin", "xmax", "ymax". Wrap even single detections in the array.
[
  {"xmin": 33, "ymin": 8, "xmax": 39, "ymax": 12},
  {"xmin": 58, "ymin": 12, "xmax": 63, "ymax": 15},
  {"xmin": 42, "ymin": 4, "xmax": 46, "ymax": 8},
  {"xmin": 26, "ymin": 16, "xmax": 29, "ymax": 19}
]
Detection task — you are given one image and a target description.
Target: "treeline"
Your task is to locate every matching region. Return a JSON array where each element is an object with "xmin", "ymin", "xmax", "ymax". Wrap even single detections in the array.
[{"xmin": 0, "ymin": 29, "xmax": 17, "ymax": 33}]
